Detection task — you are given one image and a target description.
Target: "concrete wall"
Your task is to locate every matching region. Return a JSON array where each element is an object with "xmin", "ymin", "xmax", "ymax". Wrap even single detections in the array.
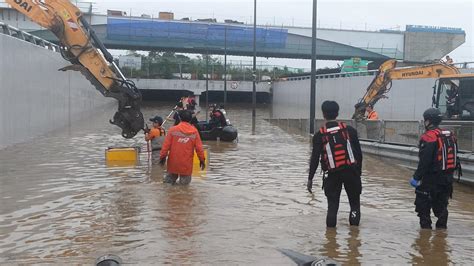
[
  {"xmin": 272, "ymin": 75, "xmax": 437, "ymax": 120},
  {"xmin": 404, "ymin": 31, "xmax": 465, "ymax": 62},
  {"xmin": 0, "ymin": 34, "xmax": 112, "ymax": 149},
  {"xmin": 133, "ymin": 78, "xmax": 271, "ymax": 94}
]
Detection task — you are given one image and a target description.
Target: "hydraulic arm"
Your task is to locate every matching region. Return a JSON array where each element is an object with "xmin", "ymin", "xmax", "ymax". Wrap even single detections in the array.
[
  {"xmin": 7, "ymin": 0, "xmax": 144, "ymax": 138},
  {"xmin": 353, "ymin": 59, "xmax": 460, "ymax": 120}
]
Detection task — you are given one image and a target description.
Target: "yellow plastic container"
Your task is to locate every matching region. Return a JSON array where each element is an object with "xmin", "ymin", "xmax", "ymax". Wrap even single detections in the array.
[
  {"xmin": 106, "ymin": 147, "xmax": 140, "ymax": 167},
  {"xmin": 192, "ymin": 147, "xmax": 209, "ymax": 177}
]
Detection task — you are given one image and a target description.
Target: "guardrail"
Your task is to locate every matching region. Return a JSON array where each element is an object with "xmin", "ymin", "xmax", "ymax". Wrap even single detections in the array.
[
  {"xmin": 340, "ymin": 120, "xmax": 474, "ymax": 153},
  {"xmin": 284, "ymin": 70, "xmax": 378, "ymax": 81},
  {"xmin": 0, "ymin": 22, "xmax": 59, "ymax": 52},
  {"xmin": 453, "ymin": 62, "xmax": 474, "ymax": 69},
  {"xmin": 281, "ymin": 61, "xmax": 474, "ymax": 82},
  {"xmin": 267, "ymin": 118, "xmax": 474, "ymax": 153},
  {"xmin": 267, "ymin": 118, "xmax": 474, "ymax": 184}
]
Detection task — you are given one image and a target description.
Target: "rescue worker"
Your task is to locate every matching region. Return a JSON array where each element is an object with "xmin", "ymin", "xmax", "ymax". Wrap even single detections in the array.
[
  {"xmin": 444, "ymin": 55, "xmax": 454, "ymax": 65},
  {"xmin": 307, "ymin": 101, "xmax": 363, "ymax": 228},
  {"xmin": 159, "ymin": 110, "xmax": 206, "ymax": 185},
  {"xmin": 409, "ymin": 108, "xmax": 459, "ymax": 229},
  {"xmin": 185, "ymin": 94, "xmax": 200, "ymax": 128},
  {"xmin": 186, "ymin": 94, "xmax": 197, "ymax": 111},
  {"xmin": 167, "ymin": 102, "xmax": 184, "ymax": 126},
  {"xmin": 366, "ymin": 104, "xmax": 379, "ymax": 120},
  {"xmin": 209, "ymin": 104, "xmax": 227, "ymax": 129},
  {"xmin": 445, "ymin": 84, "xmax": 459, "ymax": 118},
  {"xmin": 144, "ymin": 116, "xmax": 166, "ymax": 151}
]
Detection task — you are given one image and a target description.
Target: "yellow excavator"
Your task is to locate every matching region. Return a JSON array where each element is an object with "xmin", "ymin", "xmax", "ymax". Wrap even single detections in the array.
[
  {"xmin": 6, "ymin": 0, "xmax": 144, "ymax": 138},
  {"xmin": 353, "ymin": 59, "xmax": 474, "ymax": 121}
]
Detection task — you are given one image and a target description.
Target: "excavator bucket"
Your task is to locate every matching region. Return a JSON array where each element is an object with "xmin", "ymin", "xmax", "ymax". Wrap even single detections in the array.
[{"xmin": 110, "ymin": 106, "xmax": 144, "ymax": 139}]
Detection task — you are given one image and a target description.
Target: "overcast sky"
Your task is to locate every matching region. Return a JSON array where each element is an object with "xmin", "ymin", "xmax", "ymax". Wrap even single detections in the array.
[{"xmin": 86, "ymin": 0, "xmax": 474, "ymax": 69}]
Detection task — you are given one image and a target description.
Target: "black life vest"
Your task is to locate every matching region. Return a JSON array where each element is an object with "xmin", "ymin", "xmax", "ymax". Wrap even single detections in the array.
[
  {"xmin": 320, "ymin": 122, "xmax": 357, "ymax": 172},
  {"xmin": 433, "ymin": 129, "xmax": 458, "ymax": 172}
]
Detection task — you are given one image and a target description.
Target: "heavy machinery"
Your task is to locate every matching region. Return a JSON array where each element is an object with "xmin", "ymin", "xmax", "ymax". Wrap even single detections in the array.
[
  {"xmin": 6, "ymin": 0, "xmax": 144, "ymax": 138},
  {"xmin": 353, "ymin": 59, "xmax": 474, "ymax": 121}
]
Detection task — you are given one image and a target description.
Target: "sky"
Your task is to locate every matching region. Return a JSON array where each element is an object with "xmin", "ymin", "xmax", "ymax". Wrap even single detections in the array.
[{"xmin": 81, "ymin": 0, "xmax": 474, "ymax": 69}]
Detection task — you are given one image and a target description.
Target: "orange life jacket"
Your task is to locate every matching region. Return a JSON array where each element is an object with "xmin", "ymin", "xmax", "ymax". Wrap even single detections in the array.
[
  {"xmin": 367, "ymin": 111, "xmax": 379, "ymax": 120},
  {"xmin": 320, "ymin": 122, "xmax": 357, "ymax": 172}
]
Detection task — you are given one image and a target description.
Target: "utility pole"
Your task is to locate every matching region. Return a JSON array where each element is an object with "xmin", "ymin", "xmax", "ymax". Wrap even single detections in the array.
[
  {"xmin": 310, "ymin": 0, "xmax": 317, "ymax": 134},
  {"xmin": 224, "ymin": 26, "xmax": 228, "ymax": 106},
  {"xmin": 206, "ymin": 52, "xmax": 209, "ymax": 122},
  {"xmin": 252, "ymin": 0, "xmax": 257, "ymax": 133}
]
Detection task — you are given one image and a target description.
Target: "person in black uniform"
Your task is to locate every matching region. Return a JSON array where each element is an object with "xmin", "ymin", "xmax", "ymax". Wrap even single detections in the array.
[
  {"xmin": 307, "ymin": 101, "xmax": 363, "ymax": 228},
  {"xmin": 167, "ymin": 102, "xmax": 184, "ymax": 126},
  {"xmin": 409, "ymin": 108, "xmax": 459, "ymax": 229}
]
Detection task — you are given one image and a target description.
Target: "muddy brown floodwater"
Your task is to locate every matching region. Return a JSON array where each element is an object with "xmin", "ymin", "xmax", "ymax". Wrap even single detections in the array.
[{"xmin": 1, "ymin": 102, "xmax": 473, "ymax": 265}]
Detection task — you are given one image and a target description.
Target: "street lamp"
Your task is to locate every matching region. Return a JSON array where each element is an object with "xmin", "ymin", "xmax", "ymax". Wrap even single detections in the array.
[
  {"xmin": 252, "ymin": 0, "xmax": 257, "ymax": 133},
  {"xmin": 309, "ymin": 0, "xmax": 317, "ymax": 134}
]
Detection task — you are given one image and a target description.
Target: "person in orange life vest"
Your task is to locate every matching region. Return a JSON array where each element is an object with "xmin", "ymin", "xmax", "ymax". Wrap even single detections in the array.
[
  {"xmin": 366, "ymin": 104, "xmax": 379, "ymax": 120},
  {"xmin": 144, "ymin": 116, "xmax": 166, "ymax": 151},
  {"xmin": 307, "ymin": 101, "xmax": 363, "ymax": 228},
  {"xmin": 159, "ymin": 110, "xmax": 206, "ymax": 185},
  {"xmin": 145, "ymin": 116, "xmax": 166, "ymax": 141},
  {"xmin": 409, "ymin": 108, "xmax": 460, "ymax": 229}
]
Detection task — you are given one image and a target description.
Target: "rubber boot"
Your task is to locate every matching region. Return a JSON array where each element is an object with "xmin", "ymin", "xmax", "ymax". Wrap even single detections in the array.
[
  {"xmin": 435, "ymin": 210, "xmax": 448, "ymax": 229},
  {"xmin": 419, "ymin": 215, "xmax": 432, "ymax": 229},
  {"xmin": 349, "ymin": 210, "xmax": 360, "ymax": 226},
  {"xmin": 326, "ymin": 212, "xmax": 337, "ymax": 228}
]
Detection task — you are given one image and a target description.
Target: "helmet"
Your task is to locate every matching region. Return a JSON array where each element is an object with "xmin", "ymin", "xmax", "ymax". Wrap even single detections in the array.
[
  {"xmin": 423, "ymin": 108, "xmax": 442, "ymax": 125},
  {"xmin": 149, "ymin": 116, "xmax": 164, "ymax": 125}
]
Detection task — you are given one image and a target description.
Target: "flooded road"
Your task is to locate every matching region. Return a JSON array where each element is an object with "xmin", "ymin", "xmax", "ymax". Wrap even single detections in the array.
[{"xmin": 1, "ymin": 103, "xmax": 473, "ymax": 264}]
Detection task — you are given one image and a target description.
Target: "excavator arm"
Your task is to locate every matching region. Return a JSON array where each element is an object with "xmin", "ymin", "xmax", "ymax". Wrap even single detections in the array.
[
  {"xmin": 6, "ymin": 0, "xmax": 144, "ymax": 138},
  {"xmin": 352, "ymin": 59, "xmax": 460, "ymax": 120}
]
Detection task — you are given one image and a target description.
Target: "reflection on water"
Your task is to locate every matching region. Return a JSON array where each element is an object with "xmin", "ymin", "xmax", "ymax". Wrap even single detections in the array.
[
  {"xmin": 0, "ymin": 102, "xmax": 473, "ymax": 264},
  {"xmin": 411, "ymin": 230, "xmax": 450, "ymax": 265},
  {"xmin": 319, "ymin": 227, "xmax": 361, "ymax": 265}
]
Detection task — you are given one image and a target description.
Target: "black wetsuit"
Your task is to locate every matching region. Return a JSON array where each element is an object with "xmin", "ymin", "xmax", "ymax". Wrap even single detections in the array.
[
  {"xmin": 413, "ymin": 127, "xmax": 456, "ymax": 229},
  {"xmin": 308, "ymin": 121, "xmax": 363, "ymax": 227},
  {"xmin": 173, "ymin": 112, "xmax": 181, "ymax": 126}
]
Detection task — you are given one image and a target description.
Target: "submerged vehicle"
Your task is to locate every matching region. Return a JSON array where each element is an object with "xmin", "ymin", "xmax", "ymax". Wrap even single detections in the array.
[{"xmin": 197, "ymin": 107, "xmax": 238, "ymax": 141}]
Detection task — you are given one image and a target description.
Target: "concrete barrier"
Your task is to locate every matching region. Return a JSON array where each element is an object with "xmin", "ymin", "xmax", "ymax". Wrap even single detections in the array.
[{"xmin": 0, "ymin": 33, "xmax": 113, "ymax": 149}]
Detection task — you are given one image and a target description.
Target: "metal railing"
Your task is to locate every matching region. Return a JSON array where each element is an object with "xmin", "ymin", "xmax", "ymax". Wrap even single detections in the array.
[
  {"xmin": 284, "ymin": 70, "xmax": 378, "ymax": 81},
  {"xmin": 0, "ymin": 22, "xmax": 59, "ymax": 52},
  {"xmin": 453, "ymin": 62, "xmax": 474, "ymax": 69},
  {"xmin": 281, "ymin": 61, "xmax": 474, "ymax": 82}
]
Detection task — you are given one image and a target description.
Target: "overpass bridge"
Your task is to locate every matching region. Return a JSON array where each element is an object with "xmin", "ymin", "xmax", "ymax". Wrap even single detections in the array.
[{"xmin": 0, "ymin": 7, "xmax": 465, "ymax": 62}]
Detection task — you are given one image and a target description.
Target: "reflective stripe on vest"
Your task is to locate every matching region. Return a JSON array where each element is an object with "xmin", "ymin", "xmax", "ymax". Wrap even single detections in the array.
[{"xmin": 325, "ymin": 142, "xmax": 335, "ymax": 169}]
